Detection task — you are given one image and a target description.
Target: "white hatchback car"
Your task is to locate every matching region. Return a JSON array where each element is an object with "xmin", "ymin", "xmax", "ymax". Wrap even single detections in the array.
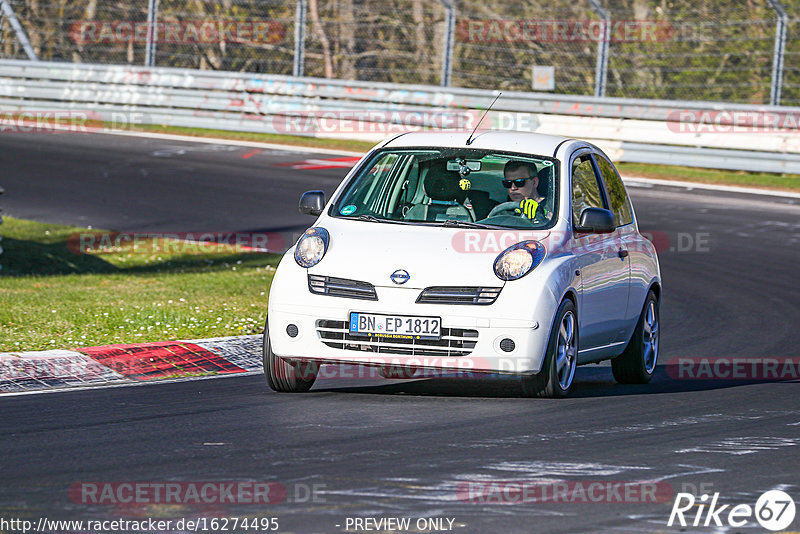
[{"xmin": 265, "ymin": 131, "xmax": 661, "ymax": 397}]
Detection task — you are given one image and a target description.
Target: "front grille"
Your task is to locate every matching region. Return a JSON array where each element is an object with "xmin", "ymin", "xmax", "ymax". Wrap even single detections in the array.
[
  {"xmin": 316, "ymin": 320, "xmax": 478, "ymax": 357},
  {"xmin": 416, "ymin": 286, "xmax": 502, "ymax": 305},
  {"xmin": 308, "ymin": 274, "xmax": 378, "ymax": 300}
]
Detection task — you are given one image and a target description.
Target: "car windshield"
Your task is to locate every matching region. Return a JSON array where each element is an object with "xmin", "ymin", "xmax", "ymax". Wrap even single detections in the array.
[{"xmin": 332, "ymin": 147, "xmax": 559, "ymax": 229}]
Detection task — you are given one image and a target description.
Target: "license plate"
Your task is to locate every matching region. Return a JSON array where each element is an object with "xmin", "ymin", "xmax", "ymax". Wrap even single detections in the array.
[{"xmin": 349, "ymin": 312, "xmax": 441, "ymax": 340}]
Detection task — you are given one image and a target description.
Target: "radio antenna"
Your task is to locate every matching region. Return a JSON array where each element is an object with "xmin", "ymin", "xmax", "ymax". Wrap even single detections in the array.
[{"xmin": 466, "ymin": 92, "xmax": 501, "ymax": 145}]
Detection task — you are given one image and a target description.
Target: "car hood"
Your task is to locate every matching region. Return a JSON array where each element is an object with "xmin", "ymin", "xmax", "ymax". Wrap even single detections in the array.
[{"xmin": 307, "ymin": 217, "xmax": 552, "ymax": 289}]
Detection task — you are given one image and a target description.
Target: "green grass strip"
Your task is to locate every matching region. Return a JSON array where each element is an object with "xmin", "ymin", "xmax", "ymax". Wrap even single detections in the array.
[{"xmin": 0, "ymin": 217, "xmax": 281, "ymax": 351}]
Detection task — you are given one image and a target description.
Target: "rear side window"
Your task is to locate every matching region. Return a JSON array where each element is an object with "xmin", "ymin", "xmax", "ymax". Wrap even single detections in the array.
[
  {"xmin": 571, "ymin": 155, "xmax": 605, "ymax": 227},
  {"xmin": 595, "ymin": 155, "xmax": 633, "ymax": 226}
]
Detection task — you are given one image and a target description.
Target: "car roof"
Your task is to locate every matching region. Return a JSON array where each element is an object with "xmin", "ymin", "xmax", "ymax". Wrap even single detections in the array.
[{"xmin": 381, "ymin": 131, "xmax": 576, "ymax": 157}]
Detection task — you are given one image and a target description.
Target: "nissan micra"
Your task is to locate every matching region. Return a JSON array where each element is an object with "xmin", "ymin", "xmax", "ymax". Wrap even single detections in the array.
[{"xmin": 265, "ymin": 131, "xmax": 661, "ymax": 397}]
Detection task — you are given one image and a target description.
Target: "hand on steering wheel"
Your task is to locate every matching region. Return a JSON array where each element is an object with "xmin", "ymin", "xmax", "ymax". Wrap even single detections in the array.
[{"xmin": 487, "ymin": 199, "xmax": 539, "ymax": 219}]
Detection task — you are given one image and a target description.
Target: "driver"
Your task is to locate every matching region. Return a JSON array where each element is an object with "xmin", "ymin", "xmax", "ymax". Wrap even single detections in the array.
[{"xmin": 502, "ymin": 160, "xmax": 551, "ymax": 220}]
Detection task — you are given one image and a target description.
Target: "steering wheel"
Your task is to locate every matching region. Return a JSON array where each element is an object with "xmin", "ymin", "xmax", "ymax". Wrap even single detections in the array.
[
  {"xmin": 485, "ymin": 200, "xmax": 551, "ymax": 226},
  {"xmin": 487, "ymin": 201, "xmax": 525, "ymax": 219}
]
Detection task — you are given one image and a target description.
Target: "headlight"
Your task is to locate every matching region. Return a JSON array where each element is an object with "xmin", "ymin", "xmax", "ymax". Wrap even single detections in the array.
[
  {"xmin": 493, "ymin": 241, "xmax": 546, "ymax": 281},
  {"xmin": 294, "ymin": 227, "xmax": 330, "ymax": 268}
]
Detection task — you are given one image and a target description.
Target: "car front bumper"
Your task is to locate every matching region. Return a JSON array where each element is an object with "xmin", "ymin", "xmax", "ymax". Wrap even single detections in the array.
[{"xmin": 267, "ymin": 258, "xmax": 560, "ymax": 375}]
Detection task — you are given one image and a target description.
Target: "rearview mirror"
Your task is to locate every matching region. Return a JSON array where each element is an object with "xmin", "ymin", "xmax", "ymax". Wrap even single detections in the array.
[
  {"xmin": 299, "ymin": 190, "xmax": 325, "ymax": 216},
  {"xmin": 447, "ymin": 159, "xmax": 482, "ymax": 172},
  {"xmin": 575, "ymin": 207, "xmax": 616, "ymax": 234}
]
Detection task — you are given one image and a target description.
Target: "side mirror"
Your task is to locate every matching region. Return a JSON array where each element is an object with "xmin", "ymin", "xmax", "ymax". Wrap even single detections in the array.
[
  {"xmin": 299, "ymin": 190, "xmax": 325, "ymax": 216},
  {"xmin": 575, "ymin": 207, "xmax": 616, "ymax": 234}
]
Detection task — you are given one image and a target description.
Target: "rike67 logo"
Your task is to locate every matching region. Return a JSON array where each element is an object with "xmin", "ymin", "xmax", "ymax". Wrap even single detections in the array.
[{"xmin": 668, "ymin": 490, "xmax": 796, "ymax": 531}]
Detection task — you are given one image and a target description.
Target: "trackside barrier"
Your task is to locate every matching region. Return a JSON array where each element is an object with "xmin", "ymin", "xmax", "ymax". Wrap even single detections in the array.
[{"xmin": 1, "ymin": 59, "xmax": 800, "ymax": 173}]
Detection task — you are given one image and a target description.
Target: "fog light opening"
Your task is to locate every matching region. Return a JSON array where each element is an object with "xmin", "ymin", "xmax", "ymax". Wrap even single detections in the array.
[
  {"xmin": 500, "ymin": 338, "xmax": 515, "ymax": 352},
  {"xmin": 286, "ymin": 324, "xmax": 299, "ymax": 338}
]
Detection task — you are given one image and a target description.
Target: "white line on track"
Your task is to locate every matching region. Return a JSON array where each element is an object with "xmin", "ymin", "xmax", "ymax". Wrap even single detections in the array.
[
  {"xmin": 623, "ymin": 176, "xmax": 800, "ymax": 200},
  {"xmin": 99, "ymin": 129, "xmax": 366, "ymax": 157},
  {"xmin": 0, "ymin": 369, "xmax": 260, "ymax": 397}
]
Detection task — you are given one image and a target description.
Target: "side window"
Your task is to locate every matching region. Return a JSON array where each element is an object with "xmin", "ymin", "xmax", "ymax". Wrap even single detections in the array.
[
  {"xmin": 571, "ymin": 155, "xmax": 604, "ymax": 227},
  {"xmin": 595, "ymin": 155, "xmax": 633, "ymax": 227}
]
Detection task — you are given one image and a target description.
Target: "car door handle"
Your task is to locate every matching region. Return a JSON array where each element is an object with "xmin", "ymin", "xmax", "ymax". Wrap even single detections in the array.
[{"xmin": 618, "ymin": 248, "xmax": 629, "ymax": 258}]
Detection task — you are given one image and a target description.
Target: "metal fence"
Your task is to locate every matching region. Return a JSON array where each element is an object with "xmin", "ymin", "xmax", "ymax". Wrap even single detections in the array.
[
  {"xmin": 3, "ymin": 59, "xmax": 800, "ymax": 174},
  {"xmin": 1, "ymin": 0, "xmax": 799, "ymax": 106}
]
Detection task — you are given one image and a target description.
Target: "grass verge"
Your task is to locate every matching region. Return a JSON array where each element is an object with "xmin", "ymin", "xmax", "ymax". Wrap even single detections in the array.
[
  {"xmin": 119, "ymin": 123, "xmax": 378, "ymax": 153},
  {"xmin": 617, "ymin": 162, "xmax": 800, "ymax": 192},
  {"xmin": 0, "ymin": 217, "xmax": 281, "ymax": 352}
]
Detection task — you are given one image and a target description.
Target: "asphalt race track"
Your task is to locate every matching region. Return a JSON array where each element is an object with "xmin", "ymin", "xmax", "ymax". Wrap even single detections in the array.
[
  {"xmin": 0, "ymin": 132, "xmax": 350, "ymax": 235},
  {"xmin": 2, "ymin": 132, "xmax": 800, "ymax": 533}
]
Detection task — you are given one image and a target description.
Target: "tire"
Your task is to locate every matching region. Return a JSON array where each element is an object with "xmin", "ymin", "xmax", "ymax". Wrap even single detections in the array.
[
  {"xmin": 521, "ymin": 299, "xmax": 578, "ymax": 398},
  {"xmin": 612, "ymin": 290, "xmax": 660, "ymax": 384},
  {"xmin": 263, "ymin": 324, "xmax": 317, "ymax": 393}
]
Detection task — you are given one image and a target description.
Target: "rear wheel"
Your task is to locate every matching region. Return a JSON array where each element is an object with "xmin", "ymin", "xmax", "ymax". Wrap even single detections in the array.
[
  {"xmin": 612, "ymin": 290, "xmax": 659, "ymax": 384},
  {"xmin": 263, "ymin": 324, "xmax": 317, "ymax": 392},
  {"xmin": 521, "ymin": 299, "xmax": 578, "ymax": 398}
]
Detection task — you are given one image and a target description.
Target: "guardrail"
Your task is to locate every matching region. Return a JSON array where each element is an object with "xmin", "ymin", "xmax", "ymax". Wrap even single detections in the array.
[{"xmin": 2, "ymin": 59, "xmax": 800, "ymax": 174}]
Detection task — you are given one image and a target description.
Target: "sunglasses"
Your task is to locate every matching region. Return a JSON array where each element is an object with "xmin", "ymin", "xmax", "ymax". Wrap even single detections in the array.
[{"xmin": 502, "ymin": 178, "xmax": 530, "ymax": 188}]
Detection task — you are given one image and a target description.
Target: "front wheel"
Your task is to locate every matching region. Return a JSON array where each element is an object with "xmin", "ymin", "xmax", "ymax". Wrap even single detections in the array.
[
  {"xmin": 520, "ymin": 299, "xmax": 578, "ymax": 398},
  {"xmin": 263, "ymin": 324, "xmax": 317, "ymax": 392},
  {"xmin": 611, "ymin": 290, "xmax": 660, "ymax": 384}
]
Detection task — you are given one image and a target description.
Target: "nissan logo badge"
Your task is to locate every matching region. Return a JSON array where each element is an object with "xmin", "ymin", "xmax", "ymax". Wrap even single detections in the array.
[{"xmin": 390, "ymin": 269, "xmax": 410, "ymax": 285}]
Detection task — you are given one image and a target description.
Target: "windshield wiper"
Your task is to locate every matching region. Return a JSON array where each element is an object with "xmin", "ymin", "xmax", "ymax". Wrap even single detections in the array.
[
  {"xmin": 352, "ymin": 214, "xmax": 415, "ymax": 225},
  {"xmin": 351, "ymin": 215, "xmax": 488, "ymax": 227},
  {"xmin": 355, "ymin": 214, "xmax": 385, "ymax": 223},
  {"xmin": 438, "ymin": 219, "xmax": 496, "ymax": 229}
]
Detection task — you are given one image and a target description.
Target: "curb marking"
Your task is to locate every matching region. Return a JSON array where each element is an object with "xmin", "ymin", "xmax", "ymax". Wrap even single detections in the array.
[
  {"xmin": 0, "ymin": 336, "xmax": 263, "ymax": 394},
  {"xmin": 79, "ymin": 342, "xmax": 247, "ymax": 381}
]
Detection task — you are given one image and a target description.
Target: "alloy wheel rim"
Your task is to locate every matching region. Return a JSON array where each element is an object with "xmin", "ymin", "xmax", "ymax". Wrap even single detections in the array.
[
  {"xmin": 642, "ymin": 301, "xmax": 659, "ymax": 374},
  {"xmin": 555, "ymin": 311, "xmax": 577, "ymax": 390}
]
